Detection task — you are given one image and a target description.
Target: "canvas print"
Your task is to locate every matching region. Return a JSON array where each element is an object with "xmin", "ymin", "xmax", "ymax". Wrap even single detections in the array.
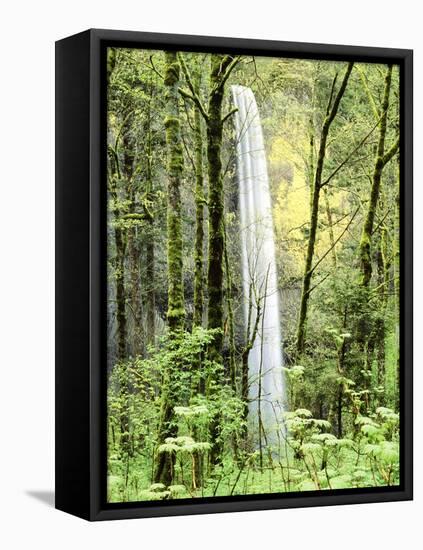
[{"xmin": 106, "ymin": 47, "xmax": 400, "ymax": 503}]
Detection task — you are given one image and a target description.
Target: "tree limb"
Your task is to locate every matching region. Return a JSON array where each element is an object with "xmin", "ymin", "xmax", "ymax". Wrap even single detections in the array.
[
  {"xmin": 222, "ymin": 107, "xmax": 238, "ymax": 125},
  {"xmin": 327, "ymin": 63, "xmax": 354, "ymax": 126},
  {"xmin": 178, "ymin": 87, "xmax": 209, "ymax": 122},
  {"xmin": 214, "ymin": 56, "xmax": 241, "ymax": 93},
  {"xmin": 382, "ymin": 137, "xmax": 399, "ymax": 166},
  {"xmin": 321, "ymin": 115, "xmax": 383, "ymax": 188},
  {"xmin": 149, "ymin": 54, "xmax": 164, "ymax": 80},
  {"xmin": 357, "ymin": 65, "xmax": 379, "ymax": 120},
  {"xmin": 326, "ymin": 72, "xmax": 339, "ymax": 116},
  {"xmin": 178, "ymin": 53, "xmax": 209, "ymax": 122},
  {"xmin": 309, "ymin": 206, "xmax": 360, "ymax": 276}
]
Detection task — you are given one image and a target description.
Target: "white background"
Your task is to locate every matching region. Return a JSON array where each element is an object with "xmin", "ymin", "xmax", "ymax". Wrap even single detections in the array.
[{"xmin": 0, "ymin": 1, "xmax": 420, "ymax": 548}]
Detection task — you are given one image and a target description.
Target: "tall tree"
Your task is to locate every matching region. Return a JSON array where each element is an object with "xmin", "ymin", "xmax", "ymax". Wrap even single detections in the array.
[
  {"xmin": 145, "ymin": 76, "xmax": 156, "ymax": 349},
  {"xmin": 178, "ymin": 53, "xmax": 239, "ymax": 467},
  {"xmin": 179, "ymin": 53, "xmax": 239, "ymax": 361},
  {"xmin": 359, "ymin": 64, "xmax": 399, "ymax": 288},
  {"xmin": 193, "ymin": 60, "xmax": 205, "ymax": 329},
  {"xmin": 155, "ymin": 51, "xmax": 185, "ymax": 485},
  {"xmin": 295, "ymin": 62, "xmax": 354, "ymax": 356},
  {"xmin": 356, "ymin": 64, "xmax": 399, "ymax": 397},
  {"xmin": 165, "ymin": 53, "xmax": 186, "ymax": 332}
]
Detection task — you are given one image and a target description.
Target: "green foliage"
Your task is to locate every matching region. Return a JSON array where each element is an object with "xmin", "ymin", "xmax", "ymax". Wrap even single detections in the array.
[{"xmin": 106, "ymin": 48, "xmax": 400, "ymax": 502}]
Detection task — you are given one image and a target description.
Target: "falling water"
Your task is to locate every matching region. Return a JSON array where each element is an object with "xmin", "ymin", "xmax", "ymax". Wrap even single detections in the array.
[{"xmin": 232, "ymin": 85, "xmax": 285, "ymax": 447}]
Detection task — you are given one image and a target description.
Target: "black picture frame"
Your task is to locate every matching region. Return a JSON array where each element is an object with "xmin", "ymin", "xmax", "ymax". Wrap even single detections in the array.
[{"xmin": 55, "ymin": 28, "xmax": 413, "ymax": 521}]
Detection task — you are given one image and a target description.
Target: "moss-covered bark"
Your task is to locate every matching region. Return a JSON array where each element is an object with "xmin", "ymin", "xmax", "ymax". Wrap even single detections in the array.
[
  {"xmin": 376, "ymin": 228, "xmax": 387, "ymax": 392},
  {"xmin": 394, "ymin": 160, "xmax": 400, "ymax": 408},
  {"xmin": 155, "ymin": 52, "xmax": 185, "ymax": 485},
  {"xmin": 164, "ymin": 52, "xmax": 185, "ymax": 332},
  {"xmin": 205, "ymin": 54, "xmax": 239, "ymax": 465},
  {"xmin": 145, "ymin": 95, "xmax": 156, "ymax": 349},
  {"xmin": 193, "ymin": 61, "xmax": 205, "ymax": 329},
  {"xmin": 296, "ymin": 62, "xmax": 353, "ymax": 356},
  {"xmin": 354, "ymin": 65, "xmax": 401, "ymax": 396},
  {"xmin": 115, "ymin": 226, "xmax": 127, "ymax": 361},
  {"xmin": 107, "ymin": 49, "xmax": 128, "ymax": 363},
  {"xmin": 224, "ymin": 220, "xmax": 236, "ymax": 389},
  {"xmin": 146, "ymin": 237, "xmax": 155, "ymax": 347},
  {"xmin": 323, "ymin": 188, "xmax": 337, "ymax": 268},
  {"xmin": 359, "ymin": 65, "xmax": 393, "ymax": 288},
  {"xmin": 205, "ymin": 55, "xmax": 227, "ymax": 467},
  {"xmin": 122, "ymin": 125, "xmax": 145, "ymax": 358},
  {"xmin": 206, "ymin": 55, "xmax": 226, "ymax": 360}
]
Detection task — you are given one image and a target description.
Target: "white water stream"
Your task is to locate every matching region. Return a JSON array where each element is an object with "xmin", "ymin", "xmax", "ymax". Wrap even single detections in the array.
[{"xmin": 232, "ymin": 85, "xmax": 285, "ymax": 447}]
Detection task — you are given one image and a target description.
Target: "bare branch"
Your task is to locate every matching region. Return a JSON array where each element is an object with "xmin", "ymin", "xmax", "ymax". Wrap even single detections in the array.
[
  {"xmin": 326, "ymin": 72, "xmax": 339, "ymax": 116},
  {"xmin": 178, "ymin": 53, "xmax": 209, "ymax": 122},
  {"xmin": 309, "ymin": 206, "xmax": 360, "ymax": 276},
  {"xmin": 222, "ymin": 107, "xmax": 238, "ymax": 125},
  {"xmin": 356, "ymin": 65, "xmax": 379, "ymax": 120},
  {"xmin": 382, "ymin": 137, "xmax": 399, "ymax": 166},
  {"xmin": 178, "ymin": 87, "xmax": 209, "ymax": 122},
  {"xmin": 149, "ymin": 54, "xmax": 164, "ymax": 80},
  {"xmin": 214, "ymin": 56, "xmax": 241, "ymax": 93},
  {"xmin": 307, "ymin": 273, "xmax": 331, "ymax": 297},
  {"xmin": 321, "ymin": 115, "xmax": 383, "ymax": 188}
]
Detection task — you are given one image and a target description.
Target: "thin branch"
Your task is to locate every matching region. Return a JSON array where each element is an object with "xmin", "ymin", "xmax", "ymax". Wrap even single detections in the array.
[
  {"xmin": 178, "ymin": 88, "xmax": 209, "ymax": 122},
  {"xmin": 307, "ymin": 273, "xmax": 330, "ymax": 297},
  {"xmin": 178, "ymin": 53, "xmax": 209, "ymax": 122},
  {"xmin": 321, "ymin": 114, "xmax": 386, "ymax": 188},
  {"xmin": 357, "ymin": 65, "xmax": 379, "ymax": 120},
  {"xmin": 309, "ymin": 206, "xmax": 360, "ymax": 275},
  {"xmin": 214, "ymin": 56, "xmax": 241, "ymax": 93},
  {"xmin": 382, "ymin": 137, "xmax": 400, "ymax": 166},
  {"xmin": 181, "ymin": 96, "xmax": 195, "ymax": 132},
  {"xmin": 222, "ymin": 107, "xmax": 238, "ymax": 125},
  {"xmin": 149, "ymin": 54, "xmax": 164, "ymax": 80},
  {"xmin": 326, "ymin": 72, "xmax": 339, "ymax": 116},
  {"xmin": 327, "ymin": 63, "xmax": 354, "ymax": 126},
  {"xmin": 371, "ymin": 207, "xmax": 393, "ymax": 236},
  {"xmin": 181, "ymin": 132, "xmax": 196, "ymax": 173}
]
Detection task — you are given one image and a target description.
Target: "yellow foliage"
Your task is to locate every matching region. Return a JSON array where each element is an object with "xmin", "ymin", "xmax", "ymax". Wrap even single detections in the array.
[{"xmin": 270, "ymin": 136, "xmax": 351, "ymax": 281}]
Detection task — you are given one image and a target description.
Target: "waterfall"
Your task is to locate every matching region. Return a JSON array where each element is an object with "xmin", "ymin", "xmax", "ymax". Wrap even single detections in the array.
[{"xmin": 231, "ymin": 85, "xmax": 285, "ymax": 448}]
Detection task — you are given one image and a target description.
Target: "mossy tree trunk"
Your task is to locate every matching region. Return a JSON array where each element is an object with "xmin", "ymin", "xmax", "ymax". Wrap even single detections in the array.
[
  {"xmin": 114, "ymin": 209, "xmax": 128, "ymax": 362},
  {"xmin": 394, "ymin": 164, "xmax": 400, "ymax": 408},
  {"xmin": 223, "ymin": 219, "xmax": 236, "ymax": 389},
  {"xmin": 145, "ymin": 86, "xmax": 156, "ymax": 350},
  {"xmin": 359, "ymin": 65, "xmax": 396, "ymax": 288},
  {"xmin": 193, "ymin": 61, "xmax": 205, "ymax": 330},
  {"xmin": 357, "ymin": 65, "xmax": 399, "ymax": 392},
  {"xmin": 296, "ymin": 62, "xmax": 354, "ymax": 356},
  {"xmin": 107, "ymin": 51, "xmax": 132, "ymax": 456},
  {"xmin": 206, "ymin": 54, "xmax": 239, "ymax": 465},
  {"xmin": 178, "ymin": 52, "xmax": 239, "ymax": 357},
  {"xmin": 205, "ymin": 55, "xmax": 226, "ymax": 361},
  {"xmin": 107, "ymin": 49, "xmax": 128, "ymax": 363},
  {"xmin": 123, "ymin": 125, "xmax": 145, "ymax": 358},
  {"xmin": 240, "ymin": 282, "xmax": 262, "ymax": 445},
  {"xmin": 191, "ymin": 61, "xmax": 206, "ymax": 487},
  {"xmin": 165, "ymin": 53, "xmax": 185, "ymax": 333},
  {"xmin": 155, "ymin": 52, "xmax": 185, "ymax": 485},
  {"xmin": 323, "ymin": 187, "xmax": 337, "ymax": 268},
  {"xmin": 376, "ymin": 226, "xmax": 388, "ymax": 393},
  {"xmin": 177, "ymin": 52, "xmax": 239, "ymax": 467}
]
